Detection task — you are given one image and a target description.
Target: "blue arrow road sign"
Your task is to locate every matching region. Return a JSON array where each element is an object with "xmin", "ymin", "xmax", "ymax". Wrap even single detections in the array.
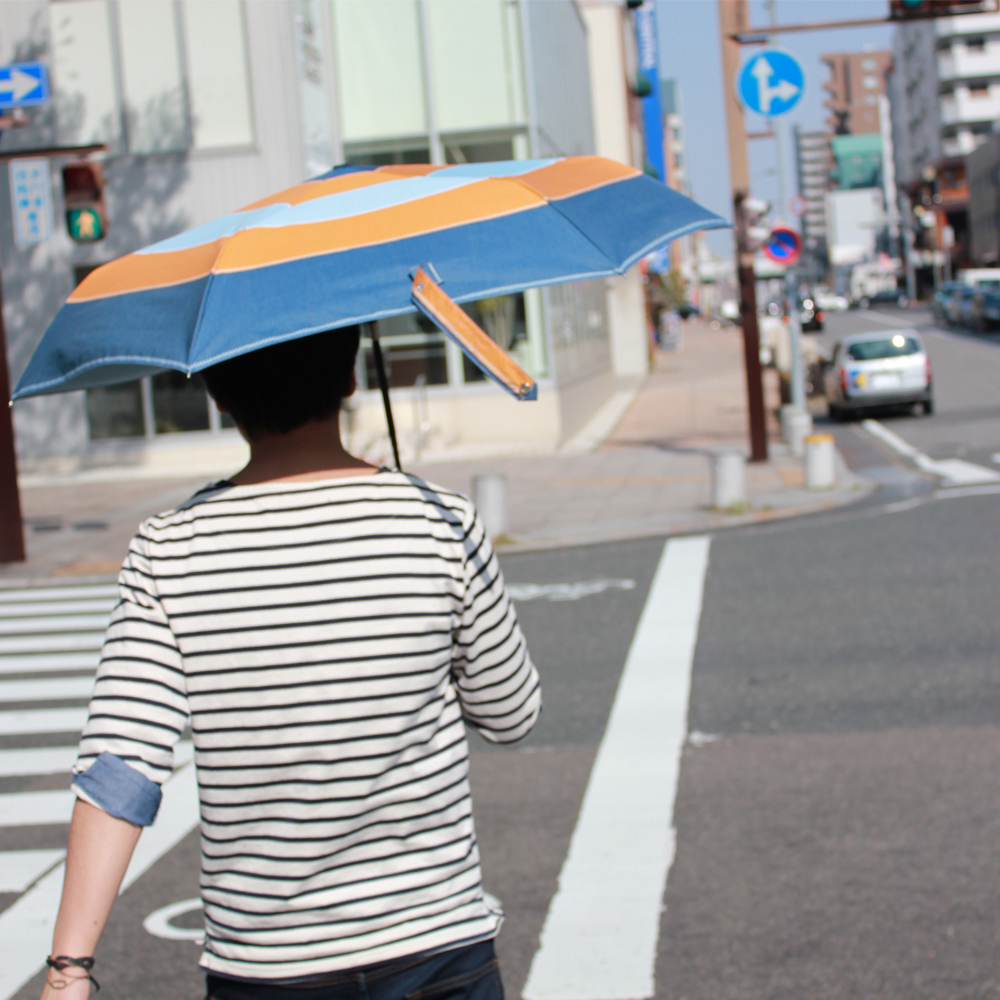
[
  {"xmin": 737, "ymin": 50, "xmax": 803, "ymax": 117},
  {"xmin": 0, "ymin": 62, "xmax": 49, "ymax": 110}
]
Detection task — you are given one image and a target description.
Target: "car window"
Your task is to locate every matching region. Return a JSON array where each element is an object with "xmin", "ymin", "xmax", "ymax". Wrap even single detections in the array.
[{"xmin": 846, "ymin": 336, "xmax": 921, "ymax": 361}]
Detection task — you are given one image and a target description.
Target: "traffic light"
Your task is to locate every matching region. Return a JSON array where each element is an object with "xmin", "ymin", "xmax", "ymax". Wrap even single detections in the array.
[
  {"xmin": 61, "ymin": 161, "xmax": 107, "ymax": 242},
  {"xmin": 890, "ymin": 0, "xmax": 995, "ymax": 18}
]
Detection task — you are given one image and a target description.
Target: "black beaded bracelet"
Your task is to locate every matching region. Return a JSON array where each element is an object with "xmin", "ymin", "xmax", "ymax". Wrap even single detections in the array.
[{"xmin": 45, "ymin": 956, "xmax": 100, "ymax": 993}]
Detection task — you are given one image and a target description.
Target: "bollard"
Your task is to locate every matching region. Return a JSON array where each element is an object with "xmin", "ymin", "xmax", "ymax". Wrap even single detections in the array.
[
  {"xmin": 473, "ymin": 473, "xmax": 509, "ymax": 540},
  {"xmin": 804, "ymin": 433, "xmax": 836, "ymax": 489},
  {"xmin": 711, "ymin": 449, "xmax": 747, "ymax": 509},
  {"xmin": 784, "ymin": 408, "xmax": 813, "ymax": 457}
]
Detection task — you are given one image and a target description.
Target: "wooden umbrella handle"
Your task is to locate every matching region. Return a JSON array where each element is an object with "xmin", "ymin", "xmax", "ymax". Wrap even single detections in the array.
[{"xmin": 410, "ymin": 266, "xmax": 537, "ymax": 400}]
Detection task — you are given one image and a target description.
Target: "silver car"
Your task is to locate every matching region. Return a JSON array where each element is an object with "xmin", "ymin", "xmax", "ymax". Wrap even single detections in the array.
[{"xmin": 825, "ymin": 329, "xmax": 933, "ymax": 421}]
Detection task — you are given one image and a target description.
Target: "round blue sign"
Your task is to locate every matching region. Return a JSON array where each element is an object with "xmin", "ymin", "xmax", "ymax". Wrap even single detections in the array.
[
  {"xmin": 763, "ymin": 227, "xmax": 802, "ymax": 265},
  {"xmin": 737, "ymin": 50, "xmax": 804, "ymax": 117}
]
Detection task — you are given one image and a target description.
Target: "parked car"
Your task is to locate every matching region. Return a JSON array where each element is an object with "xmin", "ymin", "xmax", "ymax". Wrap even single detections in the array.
[
  {"xmin": 799, "ymin": 297, "xmax": 825, "ymax": 331},
  {"xmin": 814, "ymin": 289, "xmax": 849, "ymax": 312},
  {"xmin": 857, "ymin": 288, "xmax": 909, "ymax": 309},
  {"xmin": 948, "ymin": 284, "xmax": 977, "ymax": 326},
  {"xmin": 971, "ymin": 287, "xmax": 1000, "ymax": 331},
  {"xmin": 931, "ymin": 281, "xmax": 964, "ymax": 324},
  {"xmin": 824, "ymin": 330, "xmax": 933, "ymax": 421},
  {"xmin": 676, "ymin": 303, "xmax": 700, "ymax": 320}
]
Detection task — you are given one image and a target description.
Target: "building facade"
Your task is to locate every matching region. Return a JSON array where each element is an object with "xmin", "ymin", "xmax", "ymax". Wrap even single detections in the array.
[
  {"xmin": 0, "ymin": 0, "xmax": 646, "ymax": 475},
  {"xmin": 888, "ymin": 11, "xmax": 1000, "ymax": 282},
  {"xmin": 793, "ymin": 127, "xmax": 833, "ymax": 269},
  {"xmin": 822, "ymin": 49, "xmax": 892, "ymax": 135}
]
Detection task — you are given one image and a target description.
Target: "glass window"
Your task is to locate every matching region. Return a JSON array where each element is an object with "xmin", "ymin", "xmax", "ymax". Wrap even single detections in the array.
[
  {"xmin": 118, "ymin": 1, "xmax": 187, "ymax": 153},
  {"xmin": 49, "ymin": 1, "xmax": 121, "ymax": 147},
  {"xmin": 86, "ymin": 382, "xmax": 145, "ymax": 439},
  {"xmin": 345, "ymin": 147, "xmax": 430, "ymax": 167},
  {"xmin": 444, "ymin": 139, "xmax": 514, "ymax": 164},
  {"xmin": 182, "ymin": 0, "xmax": 254, "ymax": 150},
  {"xmin": 331, "ymin": 0, "xmax": 426, "ymax": 142},
  {"xmin": 361, "ymin": 313, "xmax": 448, "ymax": 389},
  {"xmin": 459, "ymin": 295, "xmax": 527, "ymax": 382},
  {"xmin": 425, "ymin": 0, "xmax": 524, "ymax": 132},
  {"xmin": 548, "ymin": 279, "xmax": 610, "ymax": 380},
  {"xmin": 363, "ymin": 314, "xmax": 448, "ymax": 390},
  {"xmin": 152, "ymin": 371, "xmax": 211, "ymax": 433},
  {"xmin": 846, "ymin": 337, "xmax": 920, "ymax": 360}
]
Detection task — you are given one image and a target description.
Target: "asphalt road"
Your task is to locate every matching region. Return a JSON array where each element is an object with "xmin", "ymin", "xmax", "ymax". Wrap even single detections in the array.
[{"xmin": 5, "ymin": 305, "xmax": 1000, "ymax": 1000}]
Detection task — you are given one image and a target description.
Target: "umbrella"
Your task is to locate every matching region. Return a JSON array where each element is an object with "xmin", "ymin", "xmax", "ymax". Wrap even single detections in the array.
[{"xmin": 13, "ymin": 157, "xmax": 727, "ymax": 465}]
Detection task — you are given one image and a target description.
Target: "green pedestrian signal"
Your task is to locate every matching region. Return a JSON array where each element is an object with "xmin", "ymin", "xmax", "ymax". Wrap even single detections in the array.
[
  {"xmin": 66, "ymin": 206, "xmax": 104, "ymax": 242},
  {"xmin": 61, "ymin": 161, "xmax": 108, "ymax": 242}
]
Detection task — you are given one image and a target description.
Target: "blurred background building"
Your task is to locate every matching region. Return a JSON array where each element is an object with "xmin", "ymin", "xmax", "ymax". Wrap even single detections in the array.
[{"xmin": 0, "ymin": 0, "xmax": 667, "ymax": 475}]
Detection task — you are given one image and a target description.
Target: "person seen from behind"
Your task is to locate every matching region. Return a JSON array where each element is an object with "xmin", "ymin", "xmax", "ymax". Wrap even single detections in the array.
[{"xmin": 40, "ymin": 325, "xmax": 541, "ymax": 1000}]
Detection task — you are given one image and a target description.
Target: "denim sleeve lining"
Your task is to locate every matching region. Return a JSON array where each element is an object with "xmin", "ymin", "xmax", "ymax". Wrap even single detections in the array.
[{"xmin": 72, "ymin": 751, "xmax": 163, "ymax": 826}]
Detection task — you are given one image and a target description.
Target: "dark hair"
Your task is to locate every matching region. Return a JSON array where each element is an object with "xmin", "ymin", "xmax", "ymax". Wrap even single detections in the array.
[{"xmin": 202, "ymin": 325, "xmax": 361, "ymax": 439}]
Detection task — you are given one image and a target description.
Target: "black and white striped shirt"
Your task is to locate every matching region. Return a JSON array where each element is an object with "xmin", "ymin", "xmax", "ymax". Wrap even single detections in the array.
[{"xmin": 72, "ymin": 471, "xmax": 541, "ymax": 981}]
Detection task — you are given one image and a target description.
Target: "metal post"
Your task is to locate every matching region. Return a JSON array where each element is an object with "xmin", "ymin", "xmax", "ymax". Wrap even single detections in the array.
[
  {"xmin": 719, "ymin": 0, "xmax": 768, "ymax": 462},
  {"xmin": 0, "ymin": 270, "xmax": 25, "ymax": 563},
  {"xmin": 787, "ymin": 268, "xmax": 805, "ymax": 410},
  {"xmin": 416, "ymin": 0, "xmax": 444, "ymax": 165}
]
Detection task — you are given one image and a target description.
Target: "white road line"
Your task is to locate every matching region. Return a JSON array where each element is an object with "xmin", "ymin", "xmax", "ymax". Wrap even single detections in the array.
[
  {"xmin": 523, "ymin": 536, "xmax": 712, "ymax": 1000},
  {"xmin": 0, "ymin": 653, "xmax": 99, "ymax": 676},
  {"xmin": 854, "ymin": 311, "xmax": 916, "ymax": 328},
  {"xmin": 508, "ymin": 580, "xmax": 636, "ymax": 602},
  {"xmin": 861, "ymin": 419, "xmax": 1000, "ymax": 486},
  {"xmin": 0, "ymin": 633, "xmax": 105, "ymax": 655},
  {"xmin": 0, "ymin": 601, "xmax": 113, "ymax": 618},
  {"xmin": 0, "ymin": 850, "xmax": 65, "ymax": 893},
  {"xmin": 0, "ymin": 789, "xmax": 75, "ymax": 827},
  {"xmin": 0, "ymin": 585, "xmax": 118, "ymax": 603},
  {"xmin": 0, "ymin": 676, "xmax": 95, "ymax": 703},
  {"xmin": 0, "ymin": 746, "xmax": 78, "ymax": 777},
  {"xmin": 0, "ymin": 708, "xmax": 89, "ymax": 735},
  {"xmin": 0, "ymin": 614, "xmax": 110, "ymax": 635},
  {"xmin": 0, "ymin": 761, "xmax": 200, "ymax": 1000}
]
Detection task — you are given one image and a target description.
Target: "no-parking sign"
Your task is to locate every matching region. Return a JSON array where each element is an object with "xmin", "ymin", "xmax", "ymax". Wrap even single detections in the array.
[{"xmin": 762, "ymin": 227, "xmax": 802, "ymax": 266}]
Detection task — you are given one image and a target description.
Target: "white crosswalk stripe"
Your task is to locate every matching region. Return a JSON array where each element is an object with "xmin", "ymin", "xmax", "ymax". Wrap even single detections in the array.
[
  {"xmin": 0, "ymin": 583, "xmax": 204, "ymax": 1000},
  {"xmin": 0, "ymin": 790, "xmax": 76, "ymax": 827},
  {"xmin": 0, "ymin": 677, "xmax": 95, "ymax": 702},
  {"xmin": 0, "ymin": 747, "xmax": 78, "ymax": 777},
  {"xmin": 0, "ymin": 584, "xmax": 109, "ymax": 922},
  {"xmin": 0, "ymin": 653, "xmax": 101, "ymax": 676},
  {"xmin": 0, "ymin": 708, "xmax": 90, "ymax": 735}
]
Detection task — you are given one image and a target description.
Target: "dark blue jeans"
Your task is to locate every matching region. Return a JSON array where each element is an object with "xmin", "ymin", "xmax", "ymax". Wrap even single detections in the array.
[{"xmin": 205, "ymin": 940, "xmax": 503, "ymax": 1000}]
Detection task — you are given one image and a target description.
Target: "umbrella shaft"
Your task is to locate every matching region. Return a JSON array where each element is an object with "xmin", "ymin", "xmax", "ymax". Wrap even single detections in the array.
[{"xmin": 370, "ymin": 329, "xmax": 402, "ymax": 472}]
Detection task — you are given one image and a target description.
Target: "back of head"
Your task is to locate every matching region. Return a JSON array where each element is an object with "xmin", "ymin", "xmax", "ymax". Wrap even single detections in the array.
[{"xmin": 202, "ymin": 325, "xmax": 361, "ymax": 439}]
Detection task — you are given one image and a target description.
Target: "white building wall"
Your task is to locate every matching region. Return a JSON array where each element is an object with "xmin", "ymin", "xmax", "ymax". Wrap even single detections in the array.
[{"xmin": 579, "ymin": 1, "xmax": 647, "ymax": 378}]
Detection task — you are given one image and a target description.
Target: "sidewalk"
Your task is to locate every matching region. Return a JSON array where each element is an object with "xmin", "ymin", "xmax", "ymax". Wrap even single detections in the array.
[
  {"xmin": 410, "ymin": 320, "xmax": 871, "ymax": 549},
  {"xmin": 0, "ymin": 320, "xmax": 872, "ymax": 582}
]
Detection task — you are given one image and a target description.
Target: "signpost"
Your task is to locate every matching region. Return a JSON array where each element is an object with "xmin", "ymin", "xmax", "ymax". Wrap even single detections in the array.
[
  {"xmin": 737, "ymin": 50, "xmax": 804, "ymax": 117},
  {"xmin": 0, "ymin": 63, "xmax": 49, "ymax": 110}
]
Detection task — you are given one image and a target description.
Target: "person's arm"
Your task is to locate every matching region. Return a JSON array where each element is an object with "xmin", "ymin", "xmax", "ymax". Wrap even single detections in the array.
[
  {"xmin": 43, "ymin": 533, "xmax": 189, "ymax": 997},
  {"xmin": 453, "ymin": 506, "xmax": 541, "ymax": 743},
  {"xmin": 40, "ymin": 801, "xmax": 142, "ymax": 999}
]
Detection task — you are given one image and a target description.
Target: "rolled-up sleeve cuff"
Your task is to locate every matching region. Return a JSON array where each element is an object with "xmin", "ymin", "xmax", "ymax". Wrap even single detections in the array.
[{"xmin": 72, "ymin": 752, "xmax": 163, "ymax": 826}]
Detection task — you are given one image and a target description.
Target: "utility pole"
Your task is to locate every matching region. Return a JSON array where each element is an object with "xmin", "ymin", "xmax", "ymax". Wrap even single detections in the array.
[
  {"xmin": 0, "ymin": 274, "xmax": 24, "ymax": 563},
  {"xmin": 718, "ymin": 0, "xmax": 768, "ymax": 463}
]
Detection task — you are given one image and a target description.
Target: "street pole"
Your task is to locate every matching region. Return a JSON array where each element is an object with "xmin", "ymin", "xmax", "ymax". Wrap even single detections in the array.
[
  {"xmin": 718, "ymin": 0, "xmax": 768, "ymax": 463},
  {"xmin": 0, "ymin": 270, "xmax": 25, "ymax": 563},
  {"xmin": 786, "ymin": 268, "xmax": 805, "ymax": 410}
]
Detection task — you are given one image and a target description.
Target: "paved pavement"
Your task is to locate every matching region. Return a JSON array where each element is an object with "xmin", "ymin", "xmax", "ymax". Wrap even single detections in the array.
[
  {"xmin": 6, "ymin": 305, "xmax": 1000, "ymax": 1000},
  {"xmin": 2, "ymin": 319, "xmax": 870, "ymax": 583}
]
